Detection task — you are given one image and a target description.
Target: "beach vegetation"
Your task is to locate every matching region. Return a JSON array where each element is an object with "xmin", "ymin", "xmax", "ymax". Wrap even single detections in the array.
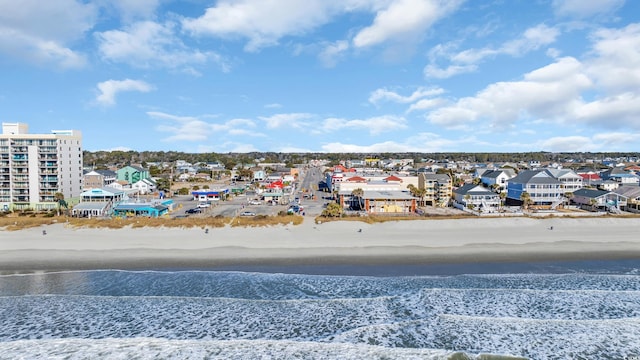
[{"xmin": 321, "ymin": 203, "xmax": 343, "ymax": 218}]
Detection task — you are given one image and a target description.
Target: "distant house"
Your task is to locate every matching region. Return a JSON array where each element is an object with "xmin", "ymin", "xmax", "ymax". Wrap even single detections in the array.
[
  {"xmin": 116, "ymin": 165, "xmax": 150, "ymax": 184},
  {"xmin": 418, "ymin": 173, "xmax": 452, "ymax": 207},
  {"xmin": 83, "ymin": 170, "xmax": 104, "ymax": 190},
  {"xmin": 506, "ymin": 170, "xmax": 563, "ymax": 208},
  {"xmin": 453, "ymin": 184, "xmax": 500, "ymax": 212},
  {"xmin": 601, "ymin": 166, "xmax": 640, "ymax": 185},
  {"xmin": 131, "ymin": 178, "xmax": 157, "ymax": 194},
  {"xmin": 578, "ymin": 172, "xmax": 602, "ymax": 187},
  {"xmin": 480, "ymin": 169, "xmax": 516, "ymax": 191}
]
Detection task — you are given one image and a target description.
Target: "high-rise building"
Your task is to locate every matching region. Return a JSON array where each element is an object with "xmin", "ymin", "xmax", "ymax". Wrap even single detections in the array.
[{"xmin": 0, "ymin": 122, "xmax": 83, "ymax": 211}]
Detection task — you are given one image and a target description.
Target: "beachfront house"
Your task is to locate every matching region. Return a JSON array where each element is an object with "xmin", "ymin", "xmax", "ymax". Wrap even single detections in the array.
[
  {"xmin": 418, "ymin": 173, "xmax": 452, "ymax": 207},
  {"xmin": 359, "ymin": 190, "xmax": 416, "ymax": 215},
  {"xmin": 613, "ymin": 185, "xmax": 640, "ymax": 212},
  {"xmin": 544, "ymin": 168, "xmax": 583, "ymax": 193},
  {"xmin": 505, "ymin": 170, "xmax": 563, "ymax": 209},
  {"xmin": 453, "ymin": 184, "xmax": 501, "ymax": 212},
  {"xmin": 571, "ymin": 188, "xmax": 627, "ymax": 213},
  {"xmin": 72, "ymin": 186, "xmax": 127, "ymax": 218},
  {"xmin": 112, "ymin": 200, "xmax": 171, "ymax": 218}
]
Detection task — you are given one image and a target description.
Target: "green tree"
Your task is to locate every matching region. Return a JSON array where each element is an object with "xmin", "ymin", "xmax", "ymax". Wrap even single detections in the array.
[{"xmin": 321, "ymin": 202, "xmax": 343, "ymax": 217}]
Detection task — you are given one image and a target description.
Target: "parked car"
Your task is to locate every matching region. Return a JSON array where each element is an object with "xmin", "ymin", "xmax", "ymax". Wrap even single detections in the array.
[
  {"xmin": 185, "ymin": 208, "xmax": 201, "ymax": 214},
  {"xmin": 197, "ymin": 202, "xmax": 211, "ymax": 208},
  {"xmin": 240, "ymin": 211, "xmax": 256, "ymax": 216},
  {"xmin": 248, "ymin": 200, "xmax": 262, "ymax": 205}
]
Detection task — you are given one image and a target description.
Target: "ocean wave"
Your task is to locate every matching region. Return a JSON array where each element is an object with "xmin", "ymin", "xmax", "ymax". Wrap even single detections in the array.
[
  {"xmin": 1, "ymin": 270, "xmax": 639, "ymax": 299},
  {"xmin": 0, "ymin": 338, "xmax": 527, "ymax": 360}
]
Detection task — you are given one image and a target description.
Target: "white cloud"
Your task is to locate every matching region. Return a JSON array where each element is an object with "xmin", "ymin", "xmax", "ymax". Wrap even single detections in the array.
[
  {"xmin": 150, "ymin": 112, "xmax": 264, "ymax": 142},
  {"xmin": 96, "ymin": 21, "xmax": 229, "ymax": 71},
  {"xmin": 321, "ymin": 132, "xmax": 467, "ymax": 152},
  {"xmin": 586, "ymin": 24, "xmax": 640, "ymax": 94},
  {"xmin": 259, "ymin": 113, "xmax": 315, "ymax": 129},
  {"xmin": 182, "ymin": 0, "xmax": 343, "ymax": 51},
  {"xmin": 353, "ymin": 0, "xmax": 463, "ymax": 48},
  {"xmin": 264, "ymin": 103, "xmax": 283, "ymax": 109},
  {"xmin": 369, "ymin": 86, "xmax": 444, "ymax": 105},
  {"xmin": 425, "ymin": 24, "xmax": 560, "ymax": 79},
  {"xmin": 318, "ymin": 40, "xmax": 349, "ymax": 67},
  {"xmin": 552, "ymin": 0, "xmax": 624, "ymax": 18},
  {"xmin": 573, "ymin": 92, "xmax": 640, "ymax": 128},
  {"xmin": 426, "ymin": 57, "xmax": 592, "ymax": 129},
  {"xmin": 407, "ymin": 98, "xmax": 447, "ymax": 113},
  {"xmin": 539, "ymin": 136, "xmax": 596, "ymax": 152},
  {"xmin": 182, "ymin": 0, "xmax": 463, "ymax": 53},
  {"xmin": 0, "ymin": 0, "xmax": 95, "ymax": 68},
  {"xmin": 320, "ymin": 115, "xmax": 407, "ymax": 135},
  {"xmin": 423, "ymin": 64, "xmax": 477, "ymax": 79},
  {"xmin": 96, "ymin": 79, "xmax": 154, "ymax": 106}
]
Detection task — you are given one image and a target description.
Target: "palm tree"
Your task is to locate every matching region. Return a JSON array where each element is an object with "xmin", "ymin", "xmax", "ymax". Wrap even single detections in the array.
[
  {"xmin": 464, "ymin": 194, "xmax": 471, "ymax": 207},
  {"xmin": 406, "ymin": 184, "xmax": 417, "ymax": 196},
  {"xmin": 564, "ymin": 192, "xmax": 574, "ymax": 207},
  {"xmin": 499, "ymin": 191, "xmax": 506, "ymax": 209},
  {"xmin": 520, "ymin": 191, "xmax": 532, "ymax": 211},
  {"xmin": 414, "ymin": 187, "xmax": 427, "ymax": 207},
  {"xmin": 351, "ymin": 188, "xmax": 364, "ymax": 210}
]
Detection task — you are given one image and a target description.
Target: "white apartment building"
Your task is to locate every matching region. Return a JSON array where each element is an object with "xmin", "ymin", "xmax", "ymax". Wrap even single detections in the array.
[{"xmin": 0, "ymin": 122, "xmax": 83, "ymax": 211}]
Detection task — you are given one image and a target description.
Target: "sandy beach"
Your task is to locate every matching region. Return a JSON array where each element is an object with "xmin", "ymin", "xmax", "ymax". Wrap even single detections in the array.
[{"xmin": 1, "ymin": 216, "xmax": 639, "ymax": 271}]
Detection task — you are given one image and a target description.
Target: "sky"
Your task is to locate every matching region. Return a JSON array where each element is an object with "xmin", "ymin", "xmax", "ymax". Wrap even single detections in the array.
[{"xmin": 1, "ymin": 0, "xmax": 639, "ymax": 154}]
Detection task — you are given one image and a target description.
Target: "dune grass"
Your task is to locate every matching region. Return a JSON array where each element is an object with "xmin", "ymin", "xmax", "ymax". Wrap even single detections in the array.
[{"xmin": 0, "ymin": 212, "xmax": 304, "ymax": 231}]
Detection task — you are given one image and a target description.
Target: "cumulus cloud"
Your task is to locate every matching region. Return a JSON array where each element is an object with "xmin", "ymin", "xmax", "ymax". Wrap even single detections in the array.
[
  {"xmin": 0, "ymin": 0, "xmax": 95, "ymax": 68},
  {"xmin": 96, "ymin": 79, "xmax": 154, "ymax": 106},
  {"xmin": 353, "ymin": 0, "xmax": 462, "ymax": 48},
  {"xmin": 182, "ymin": 0, "xmax": 462, "ymax": 52},
  {"xmin": 182, "ymin": 0, "xmax": 342, "ymax": 51},
  {"xmin": 586, "ymin": 24, "xmax": 640, "ymax": 93},
  {"xmin": 96, "ymin": 21, "xmax": 229, "ymax": 71},
  {"xmin": 426, "ymin": 57, "xmax": 592, "ymax": 129}
]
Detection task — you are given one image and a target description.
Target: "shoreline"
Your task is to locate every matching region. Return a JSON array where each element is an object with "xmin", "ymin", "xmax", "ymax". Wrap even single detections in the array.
[{"xmin": 1, "ymin": 217, "xmax": 640, "ymax": 273}]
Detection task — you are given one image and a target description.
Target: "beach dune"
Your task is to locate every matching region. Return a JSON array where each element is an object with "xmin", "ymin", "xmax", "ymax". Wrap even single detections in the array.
[{"xmin": 1, "ymin": 217, "xmax": 639, "ymax": 271}]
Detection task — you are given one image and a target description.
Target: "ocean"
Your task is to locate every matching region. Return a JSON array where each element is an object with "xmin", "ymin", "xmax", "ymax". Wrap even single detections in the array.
[{"xmin": 0, "ymin": 261, "xmax": 639, "ymax": 359}]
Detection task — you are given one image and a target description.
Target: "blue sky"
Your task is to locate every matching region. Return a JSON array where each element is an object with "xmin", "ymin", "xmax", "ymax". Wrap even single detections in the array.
[{"xmin": 1, "ymin": 0, "xmax": 639, "ymax": 153}]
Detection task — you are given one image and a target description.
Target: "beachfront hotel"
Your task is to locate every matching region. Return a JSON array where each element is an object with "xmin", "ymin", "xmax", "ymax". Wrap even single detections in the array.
[{"xmin": 0, "ymin": 122, "xmax": 83, "ymax": 211}]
